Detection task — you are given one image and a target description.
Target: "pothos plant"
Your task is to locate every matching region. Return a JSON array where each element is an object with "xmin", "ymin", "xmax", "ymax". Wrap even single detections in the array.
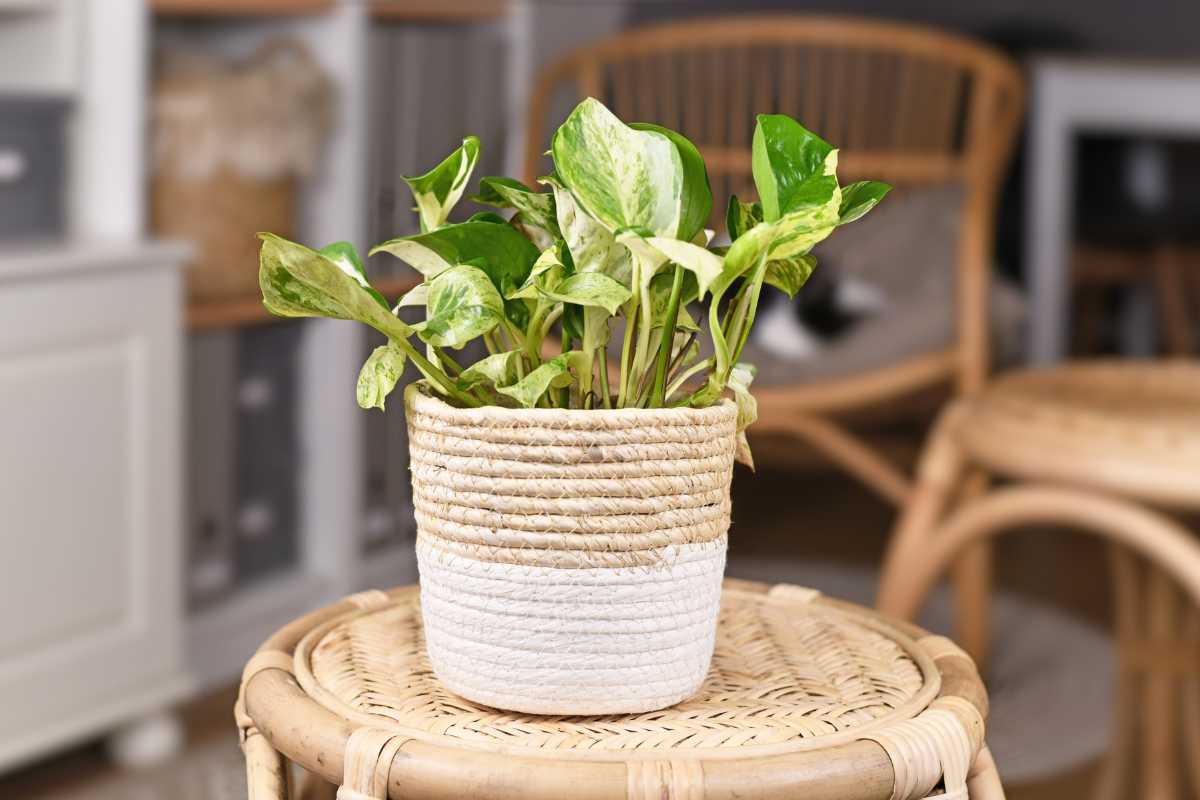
[{"xmin": 258, "ymin": 98, "xmax": 889, "ymax": 463}]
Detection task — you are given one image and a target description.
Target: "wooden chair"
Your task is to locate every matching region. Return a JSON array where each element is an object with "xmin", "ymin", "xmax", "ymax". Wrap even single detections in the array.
[
  {"xmin": 877, "ymin": 362, "xmax": 1200, "ymax": 798},
  {"xmin": 525, "ymin": 14, "xmax": 1024, "ymax": 505}
]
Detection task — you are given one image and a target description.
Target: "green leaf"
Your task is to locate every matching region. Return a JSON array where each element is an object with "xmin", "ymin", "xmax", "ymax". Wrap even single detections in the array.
[
  {"xmin": 317, "ymin": 242, "xmax": 389, "ymax": 310},
  {"xmin": 466, "ymin": 211, "xmax": 509, "ymax": 225},
  {"xmin": 713, "ymin": 197, "xmax": 840, "ymax": 300},
  {"xmin": 764, "ymin": 254, "xmax": 817, "ymax": 298},
  {"xmin": 356, "ymin": 342, "xmax": 408, "ymax": 410},
  {"xmin": 545, "ymin": 178, "xmax": 630, "ymax": 285},
  {"xmin": 726, "ymin": 195, "xmax": 763, "ymax": 242},
  {"xmin": 551, "ymin": 98, "xmax": 682, "ymax": 237},
  {"xmin": 458, "ymin": 350, "xmax": 520, "ymax": 390},
  {"xmin": 473, "ymin": 176, "xmax": 559, "ymax": 236},
  {"xmin": 496, "ymin": 351, "xmax": 585, "ymax": 408},
  {"xmin": 418, "ymin": 264, "xmax": 504, "ymax": 349},
  {"xmin": 629, "ymin": 122, "xmax": 712, "ymax": 242},
  {"xmin": 727, "ymin": 362, "xmax": 758, "ymax": 468},
  {"xmin": 372, "ymin": 219, "xmax": 540, "ymax": 299},
  {"xmin": 539, "ymin": 271, "xmax": 631, "ymax": 315},
  {"xmin": 751, "ymin": 114, "xmax": 836, "ymax": 222},
  {"xmin": 839, "ymin": 180, "xmax": 892, "ymax": 224},
  {"xmin": 617, "ymin": 231, "xmax": 723, "ymax": 299},
  {"xmin": 403, "ymin": 136, "xmax": 480, "ymax": 232},
  {"xmin": 259, "ymin": 233, "xmax": 410, "ymax": 341},
  {"xmin": 508, "ymin": 241, "xmax": 568, "ymax": 301}
]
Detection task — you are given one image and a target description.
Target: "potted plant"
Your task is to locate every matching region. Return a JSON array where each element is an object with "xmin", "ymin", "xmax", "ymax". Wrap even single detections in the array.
[{"xmin": 258, "ymin": 98, "xmax": 889, "ymax": 715}]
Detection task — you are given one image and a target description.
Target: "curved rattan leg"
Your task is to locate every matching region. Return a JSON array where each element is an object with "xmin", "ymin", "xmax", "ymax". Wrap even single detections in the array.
[
  {"xmin": 773, "ymin": 412, "xmax": 913, "ymax": 506},
  {"xmin": 878, "ymin": 485, "xmax": 1200, "ymax": 625},
  {"xmin": 879, "ymin": 404, "xmax": 972, "ymax": 632},
  {"xmin": 1092, "ymin": 548, "xmax": 1139, "ymax": 800},
  {"xmin": 244, "ymin": 730, "xmax": 292, "ymax": 800},
  {"xmin": 1182, "ymin": 607, "xmax": 1200, "ymax": 799},
  {"xmin": 966, "ymin": 745, "xmax": 1005, "ymax": 799}
]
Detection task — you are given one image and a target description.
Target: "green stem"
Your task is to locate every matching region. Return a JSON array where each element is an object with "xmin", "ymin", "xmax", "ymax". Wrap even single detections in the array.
[
  {"xmin": 597, "ymin": 346, "xmax": 612, "ymax": 409},
  {"xmin": 617, "ymin": 300, "xmax": 638, "ymax": 406},
  {"xmin": 728, "ymin": 252, "xmax": 770, "ymax": 372},
  {"xmin": 394, "ymin": 338, "xmax": 477, "ymax": 407},
  {"xmin": 434, "ymin": 347, "xmax": 464, "ymax": 377},
  {"xmin": 665, "ymin": 356, "xmax": 714, "ymax": 402},
  {"xmin": 650, "ymin": 264, "xmax": 685, "ymax": 407}
]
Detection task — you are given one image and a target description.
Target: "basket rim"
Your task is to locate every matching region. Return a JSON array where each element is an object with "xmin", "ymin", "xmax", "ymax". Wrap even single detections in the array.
[{"xmin": 405, "ymin": 381, "xmax": 738, "ymax": 427}]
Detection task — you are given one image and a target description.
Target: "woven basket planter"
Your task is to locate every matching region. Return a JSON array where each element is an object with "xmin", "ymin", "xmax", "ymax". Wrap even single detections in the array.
[{"xmin": 405, "ymin": 384, "xmax": 738, "ymax": 715}]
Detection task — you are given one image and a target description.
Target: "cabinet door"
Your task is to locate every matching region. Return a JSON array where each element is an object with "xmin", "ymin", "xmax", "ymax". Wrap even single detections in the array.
[{"xmin": 0, "ymin": 263, "xmax": 186, "ymax": 768}]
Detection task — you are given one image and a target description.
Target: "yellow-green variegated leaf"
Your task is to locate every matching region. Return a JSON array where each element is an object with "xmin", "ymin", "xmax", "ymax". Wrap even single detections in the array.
[
  {"xmin": 507, "ymin": 241, "xmax": 568, "ymax": 301},
  {"xmin": 495, "ymin": 351, "xmax": 587, "ymax": 408},
  {"xmin": 764, "ymin": 254, "xmax": 817, "ymax": 298},
  {"xmin": 617, "ymin": 231, "xmax": 723, "ymax": 299},
  {"xmin": 551, "ymin": 98, "xmax": 683, "ymax": 237},
  {"xmin": 417, "ymin": 264, "xmax": 504, "ymax": 349},
  {"xmin": 539, "ymin": 272, "xmax": 631, "ymax": 316},
  {"xmin": 356, "ymin": 341, "xmax": 407, "ymax": 410},
  {"xmin": 473, "ymin": 176, "xmax": 559, "ymax": 239},
  {"xmin": 402, "ymin": 136, "xmax": 480, "ymax": 233},
  {"xmin": 372, "ymin": 219, "xmax": 539, "ymax": 298},
  {"xmin": 392, "ymin": 283, "xmax": 427, "ymax": 311},
  {"xmin": 259, "ymin": 234, "xmax": 410, "ymax": 341},
  {"xmin": 546, "ymin": 178, "xmax": 630, "ymax": 285},
  {"xmin": 839, "ymin": 180, "xmax": 892, "ymax": 224},
  {"xmin": 727, "ymin": 362, "xmax": 758, "ymax": 468},
  {"xmin": 458, "ymin": 350, "xmax": 521, "ymax": 390}
]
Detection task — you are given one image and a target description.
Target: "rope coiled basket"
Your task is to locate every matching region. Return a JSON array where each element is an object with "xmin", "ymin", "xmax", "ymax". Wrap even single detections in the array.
[{"xmin": 405, "ymin": 384, "xmax": 739, "ymax": 715}]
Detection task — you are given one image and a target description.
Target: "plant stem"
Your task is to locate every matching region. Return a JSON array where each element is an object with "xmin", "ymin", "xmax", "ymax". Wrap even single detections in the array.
[
  {"xmin": 394, "ymin": 338, "xmax": 477, "ymax": 407},
  {"xmin": 728, "ymin": 251, "xmax": 770, "ymax": 371},
  {"xmin": 650, "ymin": 264, "xmax": 685, "ymax": 407},
  {"xmin": 617, "ymin": 300, "xmax": 638, "ymax": 406},
  {"xmin": 434, "ymin": 347, "xmax": 464, "ymax": 377},
  {"xmin": 597, "ymin": 346, "xmax": 612, "ymax": 408},
  {"xmin": 665, "ymin": 356, "xmax": 714, "ymax": 402}
]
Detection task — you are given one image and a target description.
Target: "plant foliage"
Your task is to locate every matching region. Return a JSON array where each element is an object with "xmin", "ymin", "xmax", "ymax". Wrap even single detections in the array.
[{"xmin": 258, "ymin": 98, "xmax": 889, "ymax": 461}]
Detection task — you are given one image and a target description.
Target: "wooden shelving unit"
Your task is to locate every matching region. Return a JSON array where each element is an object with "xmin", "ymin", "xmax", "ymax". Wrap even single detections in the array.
[
  {"xmin": 187, "ymin": 274, "xmax": 420, "ymax": 330},
  {"xmin": 151, "ymin": 0, "xmax": 508, "ymax": 21},
  {"xmin": 151, "ymin": 0, "xmax": 333, "ymax": 15}
]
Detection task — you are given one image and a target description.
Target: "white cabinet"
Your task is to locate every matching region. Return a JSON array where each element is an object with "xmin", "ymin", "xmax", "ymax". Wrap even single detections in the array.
[{"xmin": 0, "ymin": 242, "xmax": 190, "ymax": 771}]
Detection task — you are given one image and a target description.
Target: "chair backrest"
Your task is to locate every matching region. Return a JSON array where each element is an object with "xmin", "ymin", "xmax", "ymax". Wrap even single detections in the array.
[{"xmin": 525, "ymin": 15, "xmax": 1024, "ymax": 390}]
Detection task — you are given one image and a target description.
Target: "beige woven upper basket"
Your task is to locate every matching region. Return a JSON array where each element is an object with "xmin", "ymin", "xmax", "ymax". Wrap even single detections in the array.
[{"xmin": 237, "ymin": 581, "xmax": 1000, "ymax": 800}]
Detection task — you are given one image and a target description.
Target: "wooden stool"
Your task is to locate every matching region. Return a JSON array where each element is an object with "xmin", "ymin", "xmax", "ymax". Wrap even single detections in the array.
[
  {"xmin": 236, "ymin": 580, "xmax": 1002, "ymax": 800},
  {"xmin": 879, "ymin": 360, "xmax": 1200, "ymax": 797}
]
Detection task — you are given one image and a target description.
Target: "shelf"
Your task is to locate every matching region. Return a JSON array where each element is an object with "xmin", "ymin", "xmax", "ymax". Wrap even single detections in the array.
[
  {"xmin": 151, "ymin": 0, "xmax": 508, "ymax": 21},
  {"xmin": 370, "ymin": 0, "xmax": 509, "ymax": 22},
  {"xmin": 187, "ymin": 273, "xmax": 420, "ymax": 331},
  {"xmin": 151, "ymin": 0, "xmax": 333, "ymax": 15}
]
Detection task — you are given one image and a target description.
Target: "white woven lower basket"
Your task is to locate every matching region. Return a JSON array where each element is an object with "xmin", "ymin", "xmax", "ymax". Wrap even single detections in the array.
[{"xmin": 405, "ymin": 383, "xmax": 738, "ymax": 715}]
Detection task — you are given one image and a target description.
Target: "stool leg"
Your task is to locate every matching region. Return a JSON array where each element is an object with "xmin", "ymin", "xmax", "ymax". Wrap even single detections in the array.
[
  {"xmin": 966, "ymin": 745, "xmax": 1005, "ymax": 799},
  {"xmin": 1143, "ymin": 571, "xmax": 1179, "ymax": 800},
  {"xmin": 951, "ymin": 470, "xmax": 994, "ymax": 671},
  {"xmin": 245, "ymin": 731, "xmax": 293, "ymax": 800},
  {"xmin": 879, "ymin": 406, "xmax": 967, "ymax": 618},
  {"xmin": 1094, "ymin": 548, "xmax": 1139, "ymax": 800}
]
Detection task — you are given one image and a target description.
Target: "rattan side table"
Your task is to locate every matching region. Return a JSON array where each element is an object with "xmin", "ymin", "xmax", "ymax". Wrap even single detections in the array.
[{"xmin": 236, "ymin": 579, "xmax": 1004, "ymax": 800}]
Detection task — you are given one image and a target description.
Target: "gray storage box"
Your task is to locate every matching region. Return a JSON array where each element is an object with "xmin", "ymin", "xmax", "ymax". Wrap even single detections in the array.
[{"xmin": 0, "ymin": 96, "xmax": 70, "ymax": 241}]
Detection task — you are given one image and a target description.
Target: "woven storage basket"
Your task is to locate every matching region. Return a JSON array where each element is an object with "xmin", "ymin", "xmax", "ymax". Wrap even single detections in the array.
[{"xmin": 405, "ymin": 384, "xmax": 739, "ymax": 715}]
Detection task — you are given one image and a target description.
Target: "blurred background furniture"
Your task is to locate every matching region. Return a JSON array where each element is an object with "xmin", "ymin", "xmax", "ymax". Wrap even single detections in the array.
[
  {"xmin": 525, "ymin": 16, "xmax": 1024, "ymax": 509},
  {"xmin": 1025, "ymin": 57, "xmax": 1200, "ymax": 364},
  {"xmin": 879, "ymin": 361, "xmax": 1200, "ymax": 797},
  {"xmin": 238, "ymin": 581, "xmax": 1003, "ymax": 800},
  {"xmin": 0, "ymin": 242, "xmax": 190, "ymax": 770}
]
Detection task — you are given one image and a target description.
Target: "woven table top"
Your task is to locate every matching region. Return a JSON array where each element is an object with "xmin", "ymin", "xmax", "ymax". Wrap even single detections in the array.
[
  {"xmin": 238, "ymin": 580, "xmax": 992, "ymax": 800},
  {"xmin": 294, "ymin": 584, "xmax": 937, "ymax": 759}
]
